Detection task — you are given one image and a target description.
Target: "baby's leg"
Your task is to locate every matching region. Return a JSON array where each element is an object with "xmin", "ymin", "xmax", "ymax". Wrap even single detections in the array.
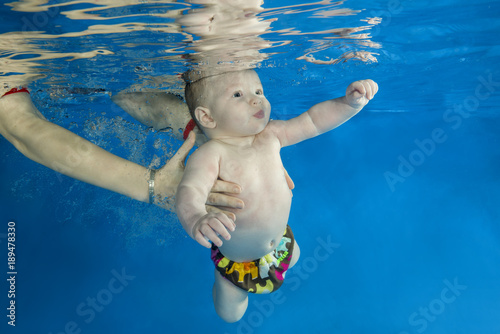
[
  {"xmin": 289, "ymin": 240, "xmax": 301, "ymax": 269},
  {"xmin": 213, "ymin": 269, "xmax": 249, "ymax": 323}
]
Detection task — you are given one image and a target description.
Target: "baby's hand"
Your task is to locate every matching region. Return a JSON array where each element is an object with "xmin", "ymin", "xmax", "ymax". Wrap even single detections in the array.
[
  {"xmin": 345, "ymin": 79, "xmax": 378, "ymax": 109},
  {"xmin": 192, "ymin": 212, "xmax": 235, "ymax": 248}
]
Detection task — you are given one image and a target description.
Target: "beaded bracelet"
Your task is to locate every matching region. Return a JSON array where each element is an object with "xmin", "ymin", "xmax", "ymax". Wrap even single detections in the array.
[{"xmin": 148, "ymin": 169, "xmax": 156, "ymax": 204}]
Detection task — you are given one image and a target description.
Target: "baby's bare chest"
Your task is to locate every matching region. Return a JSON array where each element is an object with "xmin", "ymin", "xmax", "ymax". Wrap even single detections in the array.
[{"xmin": 218, "ymin": 141, "xmax": 284, "ymax": 186}]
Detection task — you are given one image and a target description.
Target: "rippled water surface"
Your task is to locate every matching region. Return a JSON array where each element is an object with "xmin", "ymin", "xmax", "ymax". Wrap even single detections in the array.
[{"xmin": 1, "ymin": 1, "xmax": 379, "ymax": 92}]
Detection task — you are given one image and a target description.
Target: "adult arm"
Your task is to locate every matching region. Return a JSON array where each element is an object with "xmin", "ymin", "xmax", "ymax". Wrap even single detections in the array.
[{"xmin": 0, "ymin": 92, "xmax": 243, "ymax": 213}]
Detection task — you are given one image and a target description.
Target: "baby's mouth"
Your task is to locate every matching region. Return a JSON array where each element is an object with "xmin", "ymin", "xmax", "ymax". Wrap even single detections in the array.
[{"xmin": 253, "ymin": 110, "xmax": 265, "ymax": 119}]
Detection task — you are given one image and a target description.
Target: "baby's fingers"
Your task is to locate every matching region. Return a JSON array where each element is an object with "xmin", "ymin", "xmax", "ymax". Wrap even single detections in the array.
[
  {"xmin": 371, "ymin": 80, "xmax": 379, "ymax": 98},
  {"xmin": 348, "ymin": 79, "xmax": 378, "ymax": 100},
  {"xmin": 208, "ymin": 213, "xmax": 235, "ymax": 239},
  {"xmin": 194, "ymin": 231, "xmax": 213, "ymax": 249},
  {"xmin": 364, "ymin": 80, "xmax": 378, "ymax": 100},
  {"xmin": 194, "ymin": 214, "xmax": 235, "ymax": 248},
  {"xmin": 206, "ymin": 205, "xmax": 236, "ymax": 222},
  {"xmin": 347, "ymin": 81, "xmax": 364, "ymax": 100},
  {"xmin": 199, "ymin": 224, "xmax": 224, "ymax": 248}
]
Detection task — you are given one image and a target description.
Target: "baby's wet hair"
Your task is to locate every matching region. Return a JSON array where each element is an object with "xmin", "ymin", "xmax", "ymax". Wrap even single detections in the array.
[
  {"xmin": 184, "ymin": 74, "xmax": 212, "ymax": 126},
  {"xmin": 183, "ymin": 68, "xmax": 257, "ymax": 125},
  {"xmin": 183, "ymin": 70, "xmax": 229, "ymax": 123}
]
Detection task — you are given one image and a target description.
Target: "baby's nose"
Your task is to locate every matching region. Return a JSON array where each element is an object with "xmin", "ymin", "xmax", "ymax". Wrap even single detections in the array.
[{"xmin": 251, "ymin": 97, "xmax": 262, "ymax": 105}]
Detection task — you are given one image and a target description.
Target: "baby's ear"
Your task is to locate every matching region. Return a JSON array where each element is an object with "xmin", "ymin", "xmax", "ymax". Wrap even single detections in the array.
[{"xmin": 195, "ymin": 106, "xmax": 216, "ymax": 129}]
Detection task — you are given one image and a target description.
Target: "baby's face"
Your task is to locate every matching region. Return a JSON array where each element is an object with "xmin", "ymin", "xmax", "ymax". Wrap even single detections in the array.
[{"xmin": 206, "ymin": 70, "xmax": 271, "ymax": 138}]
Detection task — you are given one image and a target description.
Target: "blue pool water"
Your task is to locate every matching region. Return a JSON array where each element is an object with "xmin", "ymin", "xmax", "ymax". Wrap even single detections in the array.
[{"xmin": 1, "ymin": 1, "xmax": 499, "ymax": 333}]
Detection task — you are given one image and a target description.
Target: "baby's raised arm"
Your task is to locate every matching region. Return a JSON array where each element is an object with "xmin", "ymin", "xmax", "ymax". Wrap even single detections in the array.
[
  {"xmin": 176, "ymin": 144, "xmax": 237, "ymax": 248},
  {"xmin": 271, "ymin": 79, "xmax": 378, "ymax": 147}
]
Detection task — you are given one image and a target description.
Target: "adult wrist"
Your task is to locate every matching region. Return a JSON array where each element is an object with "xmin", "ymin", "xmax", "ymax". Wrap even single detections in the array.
[
  {"xmin": 1, "ymin": 87, "xmax": 30, "ymax": 98},
  {"xmin": 183, "ymin": 118, "xmax": 197, "ymax": 140}
]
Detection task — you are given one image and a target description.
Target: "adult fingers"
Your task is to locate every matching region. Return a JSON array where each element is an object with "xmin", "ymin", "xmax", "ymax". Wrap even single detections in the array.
[
  {"xmin": 207, "ymin": 192, "xmax": 244, "ymax": 209},
  {"xmin": 212, "ymin": 179, "xmax": 242, "ymax": 194},
  {"xmin": 284, "ymin": 168, "xmax": 295, "ymax": 190}
]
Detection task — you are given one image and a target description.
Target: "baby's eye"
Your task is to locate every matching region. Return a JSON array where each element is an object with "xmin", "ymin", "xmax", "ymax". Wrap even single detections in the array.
[
  {"xmin": 256, "ymin": 89, "xmax": 263, "ymax": 95},
  {"xmin": 233, "ymin": 91, "xmax": 242, "ymax": 98}
]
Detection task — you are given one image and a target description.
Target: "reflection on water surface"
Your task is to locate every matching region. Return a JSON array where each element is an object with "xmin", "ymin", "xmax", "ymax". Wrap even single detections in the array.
[{"xmin": 0, "ymin": 0, "xmax": 380, "ymax": 90}]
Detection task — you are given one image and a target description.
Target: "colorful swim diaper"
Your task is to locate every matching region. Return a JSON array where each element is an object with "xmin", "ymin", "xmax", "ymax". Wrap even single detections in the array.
[{"xmin": 211, "ymin": 225, "xmax": 294, "ymax": 294}]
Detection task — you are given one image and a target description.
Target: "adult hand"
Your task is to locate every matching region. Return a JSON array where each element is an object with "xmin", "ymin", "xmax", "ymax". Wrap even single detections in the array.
[{"xmin": 155, "ymin": 131, "xmax": 243, "ymax": 217}]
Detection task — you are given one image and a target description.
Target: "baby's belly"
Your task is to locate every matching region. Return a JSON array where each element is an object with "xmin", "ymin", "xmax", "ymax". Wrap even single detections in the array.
[
  {"xmin": 216, "ymin": 140, "xmax": 292, "ymax": 262},
  {"xmin": 218, "ymin": 185, "xmax": 292, "ymax": 262}
]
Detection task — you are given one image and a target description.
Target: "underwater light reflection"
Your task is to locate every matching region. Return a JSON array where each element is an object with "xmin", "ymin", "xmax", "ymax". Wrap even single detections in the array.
[{"xmin": 1, "ymin": 0, "xmax": 380, "ymax": 89}]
